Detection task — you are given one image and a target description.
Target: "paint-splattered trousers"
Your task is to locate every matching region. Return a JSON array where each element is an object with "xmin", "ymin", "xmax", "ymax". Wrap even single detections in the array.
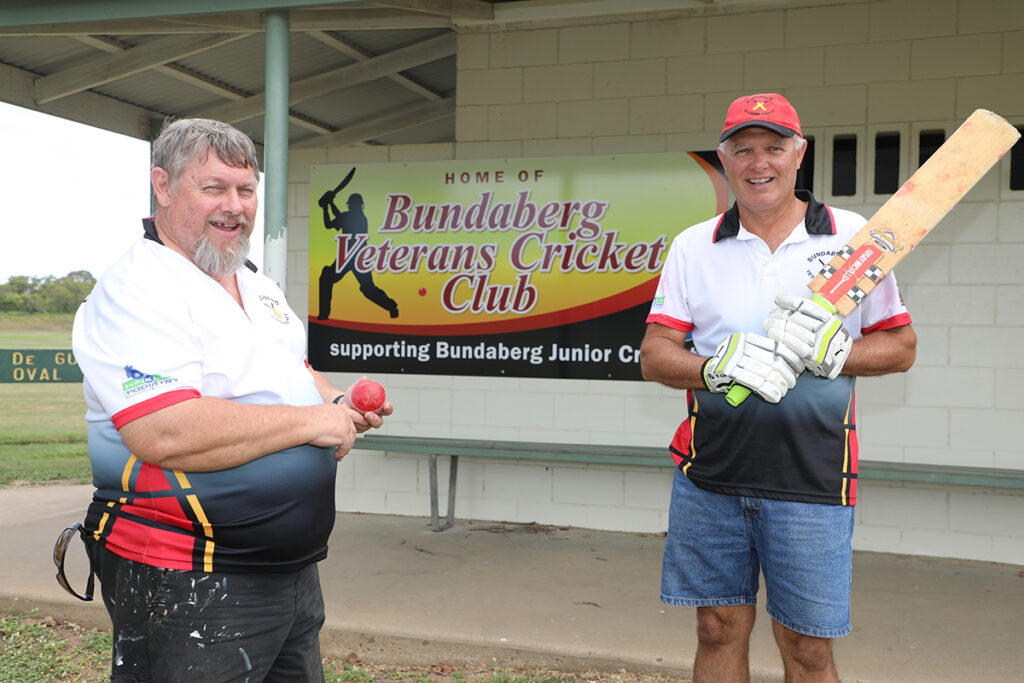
[{"xmin": 92, "ymin": 544, "xmax": 326, "ymax": 682}]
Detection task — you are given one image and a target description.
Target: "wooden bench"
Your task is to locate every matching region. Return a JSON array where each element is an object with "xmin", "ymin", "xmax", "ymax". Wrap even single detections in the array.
[{"xmin": 357, "ymin": 434, "xmax": 1024, "ymax": 531}]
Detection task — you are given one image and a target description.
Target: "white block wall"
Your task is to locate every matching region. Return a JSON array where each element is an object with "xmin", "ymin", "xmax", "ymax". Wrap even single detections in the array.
[{"xmin": 287, "ymin": 0, "xmax": 1024, "ymax": 565}]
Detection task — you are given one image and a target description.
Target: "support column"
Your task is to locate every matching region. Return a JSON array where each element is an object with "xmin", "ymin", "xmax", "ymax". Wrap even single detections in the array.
[{"xmin": 263, "ymin": 10, "xmax": 289, "ymax": 290}]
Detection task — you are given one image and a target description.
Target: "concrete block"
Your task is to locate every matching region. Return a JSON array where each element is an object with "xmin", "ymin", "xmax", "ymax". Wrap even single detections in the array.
[
  {"xmin": 516, "ymin": 500, "xmax": 589, "ymax": 528},
  {"xmin": 951, "ymin": 408, "xmax": 1024, "ymax": 451},
  {"xmin": 288, "ymin": 148, "xmax": 326, "ymax": 183},
  {"xmin": 667, "ymin": 53, "xmax": 744, "ymax": 95},
  {"xmin": 786, "ymin": 3, "xmax": 868, "ymax": 47},
  {"xmin": 457, "ymin": 68, "xmax": 522, "ymax": 106},
  {"xmin": 485, "ymin": 391, "xmax": 555, "ymax": 428},
  {"xmin": 951, "ymin": 325, "xmax": 1024, "ymax": 368},
  {"xmin": 455, "ymin": 140, "xmax": 523, "ymax": 160},
  {"xmin": 852, "ymin": 524, "xmax": 904, "ymax": 554},
  {"xmin": 894, "ymin": 244, "xmax": 949, "ymax": 284},
  {"xmin": 707, "ymin": 11, "xmax": 785, "ymax": 54},
  {"xmin": 868, "ymin": 81, "xmax": 956, "ymax": 123},
  {"xmin": 522, "ymin": 137, "xmax": 594, "ymax": 157},
  {"xmin": 994, "ymin": 450, "xmax": 1024, "ymax": 470},
  {"xmin": 912, "ymin": 35, "xmax": 1002, "ymax": 79},
  {"xmin": 552, "ymin": 467, "xmax": 624, "ymax": 506},
  {"xmin": 858, "ymin": 404, "xmax": 950, "ymax": 448},
  {"xmin": 991, "ymin": 535, "xmax": 1024, "ymax": 565},
  {"xmin": 1004, "ymin": 30, "xmax": 1024, "ymax": 73},
  {"xmin": 995, "ymin": 368, "xmax": 1024, "ymax": 410},
  {"xmin": 452, "ymin": 495, "xmax": 518, "ymax": 523},
  {"xmin": 998, "ymin": 201, "xmax": 1024, "ymax": 242},
  {"xmin": 951, "ymin": 244, "xmax": 1024, "ymax": 284},
  {"xmin": 456, "ymin": 105, "xmax": 489, "ymax": 141},
  {"xmin": 594, "ymin": 59, "xmax": 666, "ymax": 98},
  {"xmin": 901, "ymin": 285, "xmax": 996, "ymax": 325},
  {"xmin": 629, "ymin": 16, "xmax": 705, "ymax": 59},
  {"xmin": 870, "ymin": 0, "xmax": 959, "ymax": 40},
  {"xmin": 385, "ymin": 490, "xmax": 431, "ymax": 517},
  {"xmin": 447, "ymin": 457, "xmax": 485, "ymax": 498},
  {"xmin": 902, "ymin": 447, "xmax": 994, "ymax": 468},
  {"xmin": 483, "ymin": 461, "xmax": 553, "ymax": 502},
  {"xmin": 624, "ymin": 470, "xmax": 674, "ymax": 510},
  {"xmin": 958, "ymin": 0, "xmax": 1024, "ymax": 34},
  {"xmin": 825, "ymin": 42, "xmax": 911, "ymax": 84},
  {"xmin": 558, "ymin": 23, "xmax": 629, "ymax": 64},
  {"xmin": 906, "ymin": 366, "xmax": 994, "ymax": 408},
  {"xmin": 451, "ymin": 387, "xmax": 487, "ymax": 425},
  {"xmin": 782, "ymin": 85, "xmax": 868, "ymax": 127},
  {"xmin": 335, "ymin": 488, "xmax": 386, "ymax": 513},
  {"xmin": 488, "ymin": 102, "xmax": 557, "ymax": 140},
  {"xmin": 743, "ymin": 48, "xmax": 826, "ymax": 90},
  {"xmin": 856, "ymin": 485, "xmax": 949, "ymax": 530},
  {"xmin": 553, "ymin": 390, "xmax": 626, "ymax": 432},
  {"xmin": 458, "ymin": 32, "xmax": 489, "ymax": 70},
  {"xmin": 352, "ymin": 453, "xmax": 419, "ymax": 492},
  {"xmin": 934, "ymin": 202, "xmax": 1000, "ymax": 244},
  {"xmin": 955, "ymin": 74, "xmax": 1024, "ymax": 121},
  {"xmin": 416, "ymin": 388, "xmax": 454, "ymax": 426},
  {"xmin": 592, "ymin": 135, "xmax": 666, "ymax": 155},
  {"xmin": 900, "ymin": 528, "xmax": 993, "ymax": 562},
  {"xmin": 326, "ymin": 146, "xmax": 388, "ymax": 164},
  {"xmin": 855, "ymin": 372, "xmax": 907, "ymax": 406},
  {"xmin": 490, "ymin": 29, "xmax": 558, "ymax": 68},
  {"xmin": 629, "ymin": 95, "xmax": 703, "ymax": 134},
  {"xmin": 523, "ymin": 63, "xmax": 593, "ymax": 102},
  {"xmin": 557, "ymin": 99, "xmax": 629, "ymax": 137},
  {"xmin": 949, "ymin": 489, "xmax": 1024, "ymax": 537},
  {"xmin": 909, "ymin": 326, "xmax": 949, "ymax": 366},
  {"xmin": 387, "ymin": 143, "xmax": 454, "ymax": 162},
  {"xmin": 585, "ymin": 506, "xmax": 663, "ymax": 534}
]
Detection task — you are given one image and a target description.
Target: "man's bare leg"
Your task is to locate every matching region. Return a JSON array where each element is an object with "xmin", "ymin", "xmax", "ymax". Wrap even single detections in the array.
[
  {"xmin": 771, "ymin": 620, "xmax": 839, "ymax": 683},
  {"xmin": 694, "ymin": 605, "xmax": 756, "ymax": 683}
]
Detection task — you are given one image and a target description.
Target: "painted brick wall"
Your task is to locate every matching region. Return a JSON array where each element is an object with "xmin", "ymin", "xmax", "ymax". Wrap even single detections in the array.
[{"xmin": 288, "ymin": 0, "xmax": 1024, "ymax": 565}]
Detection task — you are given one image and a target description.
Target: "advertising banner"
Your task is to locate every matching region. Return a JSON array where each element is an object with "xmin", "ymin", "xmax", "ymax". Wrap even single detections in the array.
[{"xmin": 308, "ymin": 153, "xmax": 726, "ymax": 380}]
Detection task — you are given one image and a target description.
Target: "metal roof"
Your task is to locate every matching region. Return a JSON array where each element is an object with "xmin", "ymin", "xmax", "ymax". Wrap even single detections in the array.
[{"xmin": 0, "ymin": 0, "xmax": 786, "ymax": 147}]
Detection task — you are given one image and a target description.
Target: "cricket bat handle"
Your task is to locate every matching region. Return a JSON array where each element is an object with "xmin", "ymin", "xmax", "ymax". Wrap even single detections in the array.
[{"xmin": 725, "ymin": 384, "xmax": 751, "ymax": 406}]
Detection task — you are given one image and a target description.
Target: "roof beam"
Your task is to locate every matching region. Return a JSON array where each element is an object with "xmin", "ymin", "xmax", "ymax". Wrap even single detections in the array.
[
  {"xmin": 34, "ymin": 33, "xmax": 243, "ymax": 104},
  {"xmin": 305, "ymin": 29, "xmax": 445, "ymax": 101},
  {"xmin": 69, "ymin": 34, "xmax": 333, "ymax": 136},
  {"xmin": 293, "ymin": 97, "xmax": 454, "ymax": 148},
  {"xmin": 198, "ymin": 32, "xmax": 456, "ymax": 124},
  {"xmin": 372, "ymin": 0, "xmax": 494, "ymax": 20}
]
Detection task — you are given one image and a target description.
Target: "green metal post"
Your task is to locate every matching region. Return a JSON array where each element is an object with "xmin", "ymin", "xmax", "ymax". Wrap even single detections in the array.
[{"xmin": 263, "ymin": 10, "xmax": 289, "ymax": 289}]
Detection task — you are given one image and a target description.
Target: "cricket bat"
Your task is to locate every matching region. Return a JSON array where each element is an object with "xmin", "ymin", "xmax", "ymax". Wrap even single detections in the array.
[{"xmin": 726, "ymin": 108, "xmax": 1020, "ymax": 407}]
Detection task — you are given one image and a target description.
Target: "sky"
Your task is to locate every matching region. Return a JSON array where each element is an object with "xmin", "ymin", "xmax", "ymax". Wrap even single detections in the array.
[{"xmin": 0, "ymin": 101, "xmax": 264, "ymax": 285}]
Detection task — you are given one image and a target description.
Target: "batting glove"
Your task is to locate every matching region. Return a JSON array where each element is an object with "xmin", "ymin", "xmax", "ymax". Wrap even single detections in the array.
[
  {"xmin": 763, "ymin": 293, "xmax": 852, "ymax": 380},
  {"xmin": 701, "ymin": 332, "xmax": 803, "ymax": 404}
]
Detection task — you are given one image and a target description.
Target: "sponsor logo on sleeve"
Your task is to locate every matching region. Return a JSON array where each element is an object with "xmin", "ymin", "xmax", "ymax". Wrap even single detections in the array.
[
  {"xmin": 260, "ymin": 295, "xmax": 290, "ymax": 324},
  {"xmin": 122, "ymin": 365, "xmax": 179, "ymax": 398}
]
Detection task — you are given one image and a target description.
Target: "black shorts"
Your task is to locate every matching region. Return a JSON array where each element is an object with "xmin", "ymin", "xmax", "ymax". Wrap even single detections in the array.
[{"xmin": 92, "ymin": 544, "xmax": 326, "ymax": 682}]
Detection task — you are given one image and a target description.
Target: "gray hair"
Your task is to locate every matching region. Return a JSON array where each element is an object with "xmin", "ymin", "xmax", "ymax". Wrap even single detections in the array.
[
  {"xmin": 152, "ymin": 118, "xmax": 260, "ymax": 188},
  {"xmin": 718, "ymin": 133, "xmax": 806, "ymax": 155}
]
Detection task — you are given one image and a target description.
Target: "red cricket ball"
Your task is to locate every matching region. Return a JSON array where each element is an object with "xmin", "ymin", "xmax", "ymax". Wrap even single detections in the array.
[
  {"xmin": 349, "ymin": 380, "xmax": 386, "ymax": 413},
  {"xmin": 418, "ymin": 287, "xmax": 427, "ymax": 296}
]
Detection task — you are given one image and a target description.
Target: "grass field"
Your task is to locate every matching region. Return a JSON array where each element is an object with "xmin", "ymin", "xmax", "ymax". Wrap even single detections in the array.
[{"xmin": 0, "ymin": 313, "xmax": 89, "ymax": 486}]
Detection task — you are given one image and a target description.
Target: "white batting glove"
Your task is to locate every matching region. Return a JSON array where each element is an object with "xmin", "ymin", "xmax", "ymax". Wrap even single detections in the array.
[
  {"xmin": 701, "ymin": 332, "xmax": 803, "ymax": 403},
  {"xmin": 763, "ymin": 293, "xmax": 853, "ymax": 380}
]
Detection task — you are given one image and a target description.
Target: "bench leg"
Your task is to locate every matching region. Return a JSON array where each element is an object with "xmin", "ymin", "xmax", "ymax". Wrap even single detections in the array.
[{"xmin": 428, "ymin": 454, "xmax": 458, "ymax": 532}]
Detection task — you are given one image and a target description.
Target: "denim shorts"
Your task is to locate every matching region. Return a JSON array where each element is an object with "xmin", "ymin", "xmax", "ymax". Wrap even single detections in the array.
[{"xmin": 661, "ymin": 469, "xmax": 854, "ymax": 639}]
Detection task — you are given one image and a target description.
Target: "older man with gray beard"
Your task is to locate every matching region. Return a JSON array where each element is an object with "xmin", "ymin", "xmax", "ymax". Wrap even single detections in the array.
[{"xmin": 69, "ymin": 118, "xmax": 392, "ymax": 682}]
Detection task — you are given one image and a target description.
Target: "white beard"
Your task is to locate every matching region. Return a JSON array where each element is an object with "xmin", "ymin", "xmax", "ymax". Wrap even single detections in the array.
[{"xmin": 193, "ymin": 229, "xmax": 250, "ymax": 277}]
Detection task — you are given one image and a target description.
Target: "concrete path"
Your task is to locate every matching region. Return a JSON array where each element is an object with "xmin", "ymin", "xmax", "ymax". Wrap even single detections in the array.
[{"xmin": 3, "ymin": 484, "xmax": 1022, "ymax": 682}]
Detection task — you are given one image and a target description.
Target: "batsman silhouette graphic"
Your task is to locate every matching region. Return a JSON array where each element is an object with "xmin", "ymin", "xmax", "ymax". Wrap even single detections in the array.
[{"xmin": 316, "ymin": 167, "xmax": 399, "ymax": 320}]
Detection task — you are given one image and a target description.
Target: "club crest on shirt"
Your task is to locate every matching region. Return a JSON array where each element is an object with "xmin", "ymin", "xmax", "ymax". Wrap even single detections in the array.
[
  {"xmin": 259, "ymin": 295, "xmax": 290, "ymax": 324},
  {"xmin": 806, "ymin": 250, "xmax": 839, "ymax": 279},
  {"xmin": 122, "ymin": 365, "xmax": 179, "ymax": 398}
]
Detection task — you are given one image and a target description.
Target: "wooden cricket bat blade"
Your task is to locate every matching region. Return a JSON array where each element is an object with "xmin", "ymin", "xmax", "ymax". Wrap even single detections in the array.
[{"xmin": 810, "ymin": 109, "xmax": 1020, "ymax": 316}]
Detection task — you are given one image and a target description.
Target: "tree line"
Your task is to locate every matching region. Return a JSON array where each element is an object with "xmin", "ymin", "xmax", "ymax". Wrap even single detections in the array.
[{"xmin": 0, "ymin": 271, "xmax": 96, "ymax": 314}]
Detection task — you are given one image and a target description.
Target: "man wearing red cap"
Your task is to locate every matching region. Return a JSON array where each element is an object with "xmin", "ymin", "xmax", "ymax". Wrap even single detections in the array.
[{"xmin": 641, "ymin": 94, "xmax": 917, "ymax": 681}]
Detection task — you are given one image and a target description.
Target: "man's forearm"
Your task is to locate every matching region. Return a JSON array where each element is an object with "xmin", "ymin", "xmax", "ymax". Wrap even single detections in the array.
[{"xmin": 843, "ymin": 325, "xmax": 917, "ymax": 377}]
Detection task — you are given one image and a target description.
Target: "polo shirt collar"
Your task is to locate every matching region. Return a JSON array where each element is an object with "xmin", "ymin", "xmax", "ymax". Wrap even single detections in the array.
[{"xmin": 712, "ymin": 190, "xmax": 835, "ymax": 243}]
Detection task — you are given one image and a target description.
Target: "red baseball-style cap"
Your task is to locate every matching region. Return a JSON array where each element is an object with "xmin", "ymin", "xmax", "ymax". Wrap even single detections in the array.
[{"xmin": 719, "ymin": 93, "xmax": 802, "ymax": 143}]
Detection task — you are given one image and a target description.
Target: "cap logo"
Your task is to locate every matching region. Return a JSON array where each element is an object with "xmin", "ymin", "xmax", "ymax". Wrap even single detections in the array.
[{"xmin": 751, "ymin": 100, "xmax": 769, "ymax": 113}]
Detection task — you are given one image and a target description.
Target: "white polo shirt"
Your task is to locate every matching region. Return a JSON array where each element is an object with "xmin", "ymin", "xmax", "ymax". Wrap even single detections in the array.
[
  {"xmin": 72, "ymin": 222, "xmax": 336, "ymax": 573},
  {"xmin": 647, "ymin": 192, "xmax": 911, "ymax": 506}
]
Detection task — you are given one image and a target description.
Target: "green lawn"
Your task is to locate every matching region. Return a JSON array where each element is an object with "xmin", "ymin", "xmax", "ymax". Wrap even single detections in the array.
[{"xmin": 0, "ymin": 313, "xmax": 89, "ymax": 486}]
